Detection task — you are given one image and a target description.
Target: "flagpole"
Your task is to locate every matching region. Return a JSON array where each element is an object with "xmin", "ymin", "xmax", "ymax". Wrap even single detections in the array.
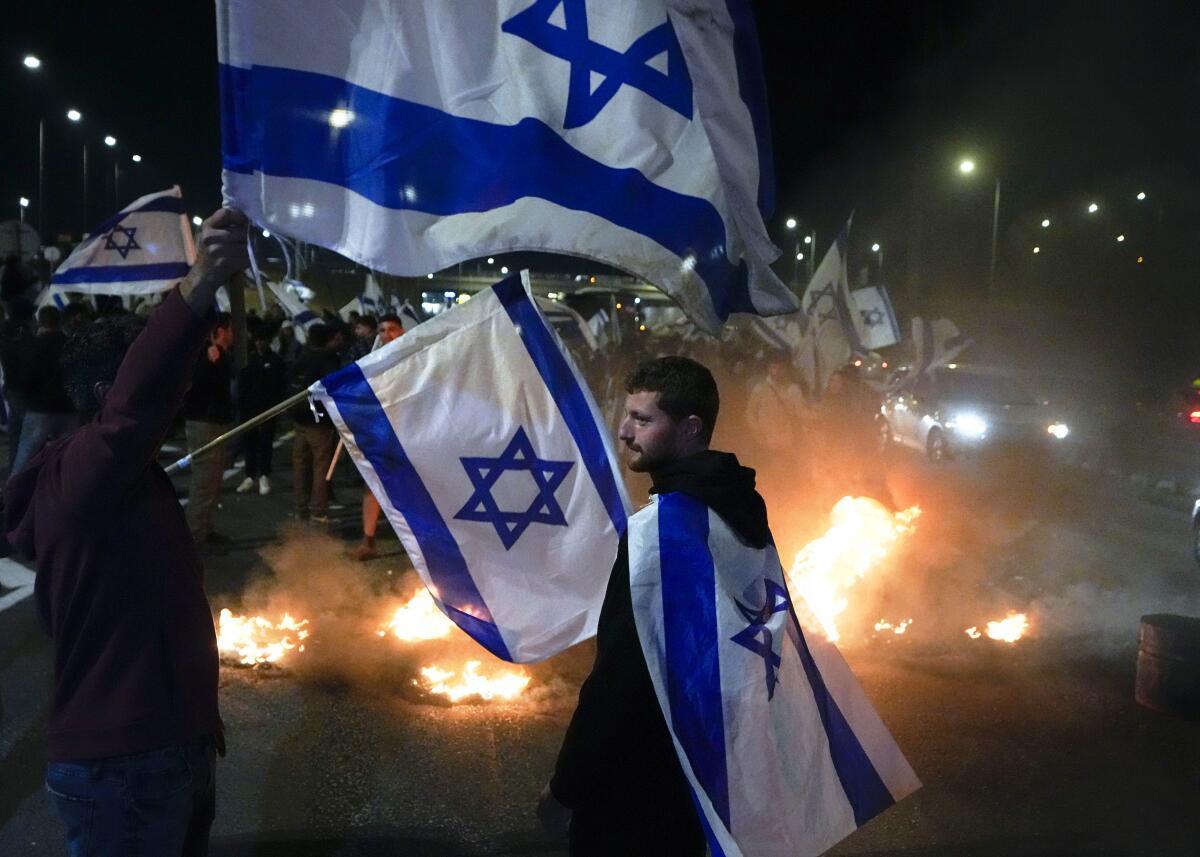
[{"xmin": 164, "ymin": 389, "xmax": 309, "ymax": 474}]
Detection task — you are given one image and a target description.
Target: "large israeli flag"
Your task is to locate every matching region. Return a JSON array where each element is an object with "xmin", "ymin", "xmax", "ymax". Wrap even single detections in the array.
[
  {"xmin": 629, "ymin": 494, "xmax": 920, "ymax": 856},
  {"xmin": 310, "ymin": 273, "xmax": 630, "ymax": 662},
  {"xmin": 50, "ymin": 186, "xmax": 195, "ymax": 295},
  {"xmin": 216, "ymin": 0, "xmax": 798, "ymax": 334}
]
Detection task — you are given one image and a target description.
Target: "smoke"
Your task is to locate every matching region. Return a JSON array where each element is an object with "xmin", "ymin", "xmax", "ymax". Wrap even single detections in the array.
[{"xmin": 220, "ymin": 526, "xmax": 585, "ymax": 708}]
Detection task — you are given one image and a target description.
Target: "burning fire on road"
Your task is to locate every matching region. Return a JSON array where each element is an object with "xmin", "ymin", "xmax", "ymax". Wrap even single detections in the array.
[
  {"xmin": 966, "ymin": 612, "xmax": 1030, "ymax": 643},
  {"xmin": 786, "ymin": 497, "xmax": 921, "ymax": 642},
  {"xmin": 217, "ymin": 608, "xmax": 311, "ymax": 666},
  {"xmin": 415, "ymin": 661, "xmax": 532, "ymax": 703},
  {"xmin": 377, "ymin": 588, "xmax": 455, "ymax": 642}
]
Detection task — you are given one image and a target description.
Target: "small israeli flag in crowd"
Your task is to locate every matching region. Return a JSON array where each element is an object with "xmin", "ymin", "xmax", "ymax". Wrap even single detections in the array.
[
  {"xmin": 849, "ymin": 286, "xmax": 901, "ymax": 351},
  {"xmin": 266, "ymin": 280, "xmax": 321, "ymax": 343},
  {"xmin": 310, "ymin": 273, "xmax": 630, "ymax": 662},
  {"xmin": 50, "ymin": 186, "xmax": 195, "ymax": 295},
  {"xmin": 911, "ymin": 317, "xmax": 972, "ymax": 377},
  {"xmin": 338, "ymin": 273, "xmax": 385, "ymax": 321},
  {"xmin": 629, "ymin": 494, "xmax": 920, "ymax": 856},
  {"xmin": 216, "ymin": 0, "xmax": 798, "ymax": 334}
]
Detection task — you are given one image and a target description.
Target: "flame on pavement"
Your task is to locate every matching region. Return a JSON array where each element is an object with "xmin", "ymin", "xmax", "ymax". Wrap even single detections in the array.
[
  {"xmin": 786, "ymin": 497, "xmax": 921, "ymax": 642},
  {"xmin": 217, "ymin": 608, "xmax": 310, "ymax": 666},
  {"xmin": 416, "ymin": 660, "xmax": 531, "ymax": 703},
  {"xmin": 378, "ymin": 588, "xmax": 455, "ymax": 642},
  {"xmin": 874, "ymin": 618, "xmax": 913, "ymax": 635},
  {"xmin": 966, "ymin": 611, "xmax": 1029, "ymax": 643}
]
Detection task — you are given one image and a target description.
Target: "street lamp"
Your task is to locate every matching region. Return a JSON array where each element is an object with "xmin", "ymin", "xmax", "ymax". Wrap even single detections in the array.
[
  {"xmin": 192, "ymin": 216, "xmax": 203, "ymax": 227},
  {"xmin": 1041, "ymin": 218, "xmax": 1050, "ymax": 228},
  {"xmin": 785, "ymin": 217, "xmax": 797, "ymax": 230},
  {"xmin": 956, "ymin": 156, "xmax": 1001, "ymax": 299},
  {"xmin": 870, "ymin": 242, "xmax": 884, "ymax": 283},
  {"xmin": 1033, "ymin": 246, "xmax": 1040, "ymax": 254},
  {"xmin": 23, "ymin": 55, "xmax": 41, "ymax": 70},
  {"xmin": 1087, "ymin": 202, "xmax": 1099, "ymax": 214},
  {"xmin": 500, "ymin": 266, "xmax": 509, "ymax": 274},
  {"xmin": 1136, "ymin": 191, "xmax": 1146, "ymax": 201},
  {"xmin": 104, "ymin": 135, "xmax": 117, "ymax": 147},
  {"xmin": 131, "ymin": 154, "xmax": 142, "ymax": 163},
  {"xmin": 1116, "ymin": 234, "xmax": 1125, "ymax": 243},
  {"xmin": 66, "ymin": 109, "xmax": 82, "ymax": 122},
  {"xmin": 19, "ymin": 197, "xmax": 30, "ymax": 223}
]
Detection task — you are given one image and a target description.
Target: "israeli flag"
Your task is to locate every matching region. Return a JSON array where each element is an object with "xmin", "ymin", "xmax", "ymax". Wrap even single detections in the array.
[
  {"xmin": 50, "ymin": 186, "xmax": 195, "ymax": 295},
  {"xmin": 310, "ymin": 272, "xmax": 630, "ymax": 662},
  {"xmin": 629, "ymin": 494, "xmax": 920, "ymax": 856},
  {"xmin": 266, "ymin": 280, "xmax": 321, "ymax": 343},
  {"xmin": 911, "ymin": 317, "xmax": 972, "ymax": 377},
  {"xmin": 339, "ymin": 273, "xmax": 385, "ymax": 321},
  {"xmin": 849, "ymin": 286, "xmax": 901, "ymax": 351},
  {"xmin": 216, "ymin": 0, "xmax": 798, "ymax": 334}
]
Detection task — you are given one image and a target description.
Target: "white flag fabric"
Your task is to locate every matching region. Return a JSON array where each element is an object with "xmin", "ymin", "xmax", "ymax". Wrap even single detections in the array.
[
  {"xmin": 310, "ymin": 272, "xmax": 630, "ymax": 662},
  {"xmin": 36, "ymin": 286, "xmax": 69, "ymax": 311},
  {"xmin": 849, "ymin": 286, "xmax": 901, "ymax": 351},
  {"xmin": 50, "ymin": 186, "xmax": 195, "ymax": 295},
  {"xmin": 394, "ymin": 297, "xmax": 424, "ymax": 333},
  {"xmin": 216, "ymin": 0, "xmax": 798, "ymax": 334},
  {"xmin": 534, "ymin": 296, "xmax": 600, "ymax": 352},
  {"xmin": 629, "ymin": 494, "xmax": 920, "ymax": 856},
  {"xmin": 911, "ymin": 317, "xmax": 971, "ymax": 376},
  {"xmin": 266, "ymin": 280, "xmax": 321, "ymax": 343},
  {"xmin": 796, "ymin": 219, "xmax": 858, "ymax": 397},
  {"xmin": 338, "ymin": 273, "xmax": 385, "ymax": 321}
]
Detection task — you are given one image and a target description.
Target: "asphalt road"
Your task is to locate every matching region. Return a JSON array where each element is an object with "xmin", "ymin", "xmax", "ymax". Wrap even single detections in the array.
[{"xmin": 1, "ymin": 432, "xmax": 1198, "ymax": 856}]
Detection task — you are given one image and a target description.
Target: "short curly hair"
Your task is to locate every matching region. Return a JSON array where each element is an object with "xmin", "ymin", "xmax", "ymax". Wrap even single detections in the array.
[
  {"xmin": 624, "ymin": 355, "xmax": 719, "ymax": 443},
  {"xmin": 61, "ymin": 314, "xmax": 146, "ymax": 416}
]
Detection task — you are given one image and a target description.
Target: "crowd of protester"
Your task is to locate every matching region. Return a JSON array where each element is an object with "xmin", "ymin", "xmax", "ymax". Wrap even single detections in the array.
[{"xmin": 0, "ymin": 286, "xmax": 409, "ymax": 554}]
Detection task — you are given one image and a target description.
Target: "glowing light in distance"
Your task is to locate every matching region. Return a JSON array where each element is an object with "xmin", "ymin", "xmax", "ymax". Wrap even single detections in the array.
[
  {"xmin": 131, "ymin": 154, "xmax": 141, "ymax": 163},
  {"xmin": 1116, "ymin": 234, "xmax": 1125, "ymax": 243},
  {"xmin": 103, "ymin": 135, "xmax": 117, "ymax": 147},
  {"xmin": 1047, "ymin": 423, "xmax": 1070, "ymax": 440},
  {"xmin": 1087, "ymin": 202, "xmax": 1099, "ymax": 214},
  {"xmin": 328, "ymin": 108, "xmax": 354, "ymax": 128},
  {"xmin": 192, "ymin": 216, "xmax": 203, "ymax": 226},
  {"xmin": 1033, "ymin": 246, "xmax": 1040, "ymax": 254},
  {"xmin": 486, "ymin": 257, "xmax": 495, "ymax": 265},
  {"xmin": 871, "ymin": 243, "xmax": 881, "ymax": 253},
  {"xmin": 785, "ymin": 217, "xmax": 797, "ymax": 230},
  {"xmin": 958, "ymin": 159, "xmax": 975, "ymax": 174},
  {"xmin": 1136, "ymin": 191, "xmax": 1146, "ymax": 201},
  {"xmin": 796, "ymin": 253, "xmax": 804, "ymax": 261},
  {"xmin": 500, "ymin": 266, "xmax": 509, "ymax": 274},
  {"xmin": 66, "ymin": 109, "xmax": 82, "ymax": 122},
  {"xmin": 262, "ymin": 229, "xmax": 271, "ymax": 238},
  {"xmin": 19, "ymin": 197, "xmax": 30, "ymax": 208},
  {"xmin": 1041, "ymin": 218, "xmax": 1050, "ymax": 228}
]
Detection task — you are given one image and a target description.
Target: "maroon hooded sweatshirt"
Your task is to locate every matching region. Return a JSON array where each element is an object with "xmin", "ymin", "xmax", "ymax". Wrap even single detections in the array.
[{"xmin": 5, "ymin": 288, "xmax": 222, "ymax": 761}]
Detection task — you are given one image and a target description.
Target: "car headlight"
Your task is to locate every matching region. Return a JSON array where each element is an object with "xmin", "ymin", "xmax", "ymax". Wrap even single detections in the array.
[
  {"xmin": 947, "ymin": 412, "xmax": 988, "ymax": 439},
  {"xmin": 1047, "ymin": 423, "xmax": 1070, "ymax": 440}
]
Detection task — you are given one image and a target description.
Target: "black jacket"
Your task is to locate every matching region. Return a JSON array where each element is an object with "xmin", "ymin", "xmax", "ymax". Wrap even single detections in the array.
[
  {"xmin": 23, "ymin": 329, "xmax": 74, "ymax": 414},
  {"xmin": 288, "ymin": 346, "xmax": 340, "ymax": 425},
  {"xmin": 238, "ymin": 346, "xmax": 286, "ymax": 416},
  {"xmin": 551, "ymin": 450, "xmax": 769, "ymax": 832},
  {"xmin": 183, "ymin": 345, "xmax": 233, "ymax": 424}
]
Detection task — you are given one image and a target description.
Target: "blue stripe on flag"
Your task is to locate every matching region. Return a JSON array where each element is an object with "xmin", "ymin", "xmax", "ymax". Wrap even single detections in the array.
[
  {"xmin": 493, "ymin": 275, "xmax": 627, "ymax": 535},
  {"xmin": 658, "ymin": 494, "xmax": 731, "ymax": 834},
  {"xmin": 87, "ymin": 195, "xmax": 188, "ymax": 240},
  {"xmin": 785, "ymin": 608, "xmax": 894, "ymax": 825},
  {"xmin": 219, "ymin": 63, "xmax": 758, "ymax": 321},
  {"xmin": 724, "ymin": 0, "xmax": 774, "ymax": 219},
  {"xmin": 294, "ymin": 310, "xmax": 318, "ymax": 326},
  {"xmin": 52, "ymin": 262, "xmax": 190, "ymax": 285},
  {"xmin": 880, "ymin": 288, "xmax": 900, "ymax": 340},
  {"xmin": 322, "ymin": 363, "xmax": 514, "ymax": 662}
]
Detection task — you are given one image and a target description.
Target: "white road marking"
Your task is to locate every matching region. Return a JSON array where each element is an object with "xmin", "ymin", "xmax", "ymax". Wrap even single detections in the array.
[{"xmin": 0, "ymin": 557, "xmax": 36, "ymax": 613}]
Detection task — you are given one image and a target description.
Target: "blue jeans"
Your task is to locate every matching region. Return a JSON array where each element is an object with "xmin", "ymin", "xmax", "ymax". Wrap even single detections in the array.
[{"xmin": 45, "ymin": 740, "xmax": 216, "ymax": 857}]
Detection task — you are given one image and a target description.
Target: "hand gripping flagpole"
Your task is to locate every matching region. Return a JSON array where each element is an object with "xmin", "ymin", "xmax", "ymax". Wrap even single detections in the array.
[{"xmin": 165, "ymin": 389, "xmax": 311, "ymax": 475}]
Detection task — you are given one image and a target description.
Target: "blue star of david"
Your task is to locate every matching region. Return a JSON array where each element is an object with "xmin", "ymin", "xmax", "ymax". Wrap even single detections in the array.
[
  {"xmin": 103, "ymin": 224, "xmax": 140, "ymax": 259},
  {"xmin": 454, "ymin": 427, "xmax": 575, "ymax": 551},
  {"xmin": 860, "ymin": 308, "xmax": 885, "ymax": 327},
  {"xmin": 730, "ymin": 579, "xmax": 791, "ymax": 700},
  {"xmin": 806, "ymin": 283, "xmax": 839, "ymax": 324},
  {"xmin": 502, "ymin": 0, "xmax": 694, "ymax": 129}
]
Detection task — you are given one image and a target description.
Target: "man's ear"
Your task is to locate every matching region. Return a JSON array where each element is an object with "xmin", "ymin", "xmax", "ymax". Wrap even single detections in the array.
[
  {"xmin": 681, "ymin": 414, "xmax": 704, "ymax": 442},
  {"xmin": 92, "ymin": 381, "xmax": 113, "ymax": 409}
]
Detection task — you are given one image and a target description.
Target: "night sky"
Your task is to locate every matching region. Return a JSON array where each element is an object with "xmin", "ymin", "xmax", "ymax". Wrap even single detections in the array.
[{"xmin": 2, "ymin": 1, "xmax": 1197, "ymax": 387}]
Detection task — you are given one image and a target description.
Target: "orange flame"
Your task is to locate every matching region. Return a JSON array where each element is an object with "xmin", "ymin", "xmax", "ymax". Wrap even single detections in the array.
[
  {"xmin": 966, "ymin": 612, "xmax": 1029, "ymax": 643},
  {"xmin": 216, "ymin": 608, "xmax": 310, "ymax": 666},
  {"xmin": 786, "ymin": 497, "xmax": 920, "ymax": 642},
  {"xmin": 378, "ymin": 588, "xmax": 455, "ymax": 642},
  {"xmin": 416, "ymin": 660, "xmax": 531, "ymax": 703},
  {"xmin": 874, "ymin": 618, "xmax": 913, "ymax": 635}
]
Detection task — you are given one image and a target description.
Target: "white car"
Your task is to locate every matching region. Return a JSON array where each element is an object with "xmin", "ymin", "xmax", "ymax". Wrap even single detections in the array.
[{"xmin": 878, "ymin": 365, "xmax": 1071, "ymax": 462}]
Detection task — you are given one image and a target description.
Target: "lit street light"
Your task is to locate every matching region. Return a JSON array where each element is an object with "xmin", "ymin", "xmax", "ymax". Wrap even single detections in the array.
[
  {"xmin": 19, "ymin": 197, "xmax": 30, "ymax": 223},
  {"xmin": 870, "ymin": 243, "xmax": 884, "ymax": 283},
  {"xmin": 1033, "ymin": 246, "xmax": 1040, "ymax": 254},
  {"xmin": 66, "ymin": 109, "xmax": 82, "ymax": 122},
  {"xmin": 487, "ymin": 257, "xmax": 495, "ymax": 265},
  {"xmin": 192, "ymin": 216, "xmax": 203, "ymax": 227},
  {"xmin": 803, "ymin": 235, "xmax": 812, "ymax": 245},
  {"xmin": 23, "ymin": 55, "xmax": 41, "ymax": 70},
  {"xmin": 1087, "ymin": 202, "xmax": 1099, "ymax": 214},
  {"xmin": 500, "ymin": 266, "xmax": 509, "ymax": 274},
  {"xmin": 1116, "ymin": 234, "xmax": 1125, "ymax": 243},
  {"xmin": 131, "ymin": 154, "xmax": 142, "ymax": 163},
  {"xmin": 871, "ymin": 242, "xmax": 881, "ymax": 252},
  {"xmin": 956, "ymin": 156, "xmax": 1001, "ymax": 299},
  {"xmin": 104, "ymin": 135, "xmax": 117, "ymax": 147},
  {"xmin": 785, "ymin": 217, "xmax": 797, "ymax": 230},
  {"xmin": 795, "ymin": 252, "xmax": 804, "ymax": 261},
  {"xmin": 1041, "ymin": 218, "xmax": 1050, "ymax": 228},
  {"xmin": 1136, "ymin": 191, "xmax": 1146, "ymax": 201}
]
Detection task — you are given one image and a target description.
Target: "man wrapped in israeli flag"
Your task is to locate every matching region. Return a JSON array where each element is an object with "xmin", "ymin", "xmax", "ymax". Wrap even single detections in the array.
[
  {"xmin": 540, "ymin": 356, "xmax": 919, "ymax": 855},
  {"xmin": 310, "ymin": 273, "xmax": 630, "ymax": 662},
  {"xmin": 217, "ymin": 0, "xmax": 798, "ymax": 334}
]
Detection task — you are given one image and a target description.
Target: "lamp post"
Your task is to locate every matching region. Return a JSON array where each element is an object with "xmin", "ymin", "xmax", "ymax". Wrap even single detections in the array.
[
  {"xmin": 104, "ymin": 136, "xmax": 118, "ymax": 210},
  {"xmin": 22, "ymin": 55, "xmax": 46, "ymax": 239},
  {"xmin": 19, "ymin": 197, "xmax": 30, "ymax": 224},
  {"xmin": 957, "ymin": 157, "xmax": 1001, "ymax": 300},
  {"xmin": 871, "ymin": 242, "xmax": 884, "ymax": 284}
]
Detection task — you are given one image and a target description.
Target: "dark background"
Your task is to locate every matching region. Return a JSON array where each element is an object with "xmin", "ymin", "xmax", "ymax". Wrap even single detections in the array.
[{"xmin": 1, "ymin": 1, "xmax": 1197, "ymax": 393}]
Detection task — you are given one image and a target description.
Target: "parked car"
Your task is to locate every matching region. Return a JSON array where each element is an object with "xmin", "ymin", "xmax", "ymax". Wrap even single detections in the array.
[{"xmin": 877, "ymin": 365, "xmax": 1071, "ymax": 461}]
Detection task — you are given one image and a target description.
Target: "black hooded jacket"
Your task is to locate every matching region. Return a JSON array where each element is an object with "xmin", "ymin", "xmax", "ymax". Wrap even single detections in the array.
[{"xmin": 551, "ymin": 450, "xmax": 770, "ymax": 823}]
